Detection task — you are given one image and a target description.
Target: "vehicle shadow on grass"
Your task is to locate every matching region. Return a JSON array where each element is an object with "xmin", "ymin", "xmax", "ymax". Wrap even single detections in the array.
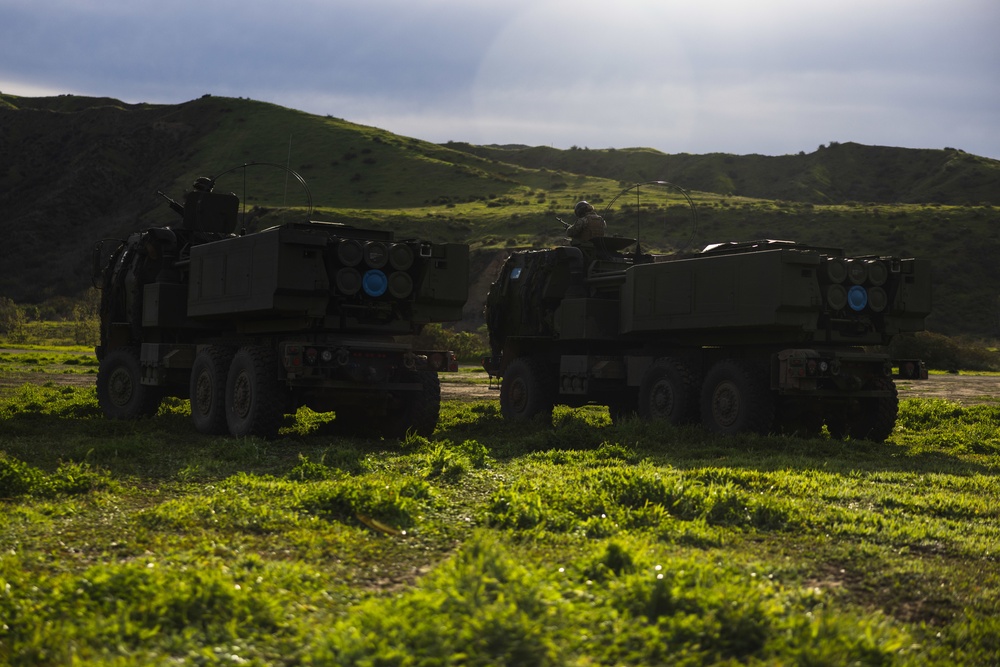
[
  {"xmin": 431, "ymin": 403, "xmax": 1000, "ymax": 479},
  {"xmin": 2, "ymin": 392, "xmax": 996, "ymax": 482},
  {"xmin": 0, "ymin": 407, "xmax": 396, "ymax": 484}
]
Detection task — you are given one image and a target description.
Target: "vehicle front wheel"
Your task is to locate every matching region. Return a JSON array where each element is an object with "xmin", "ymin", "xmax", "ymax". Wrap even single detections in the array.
[
  {"xmin": 97, "ymin": 347, "xmax": 162, "ymax": 420},
  {"xmin": 700, "ymin": 359, "xmax": 774, "ymax": 436},
  {"xmin": 383, "ymin": 369, "xmax": 441, "ymax": 438},
  {"xmin": 826, "ymin": 376, "xmax": 898, "ymax": 443},
  {"xmin": 500, "ymin": 357, "xmax": 554, "ymax": 424},
  {"xmin": 225, "ymin": 346, "xmax": 286, "ymax": 438},
  {"xmin": 638, "ymin": 357, "xmax": 698, "ymax": 425},
  {"xmin": 607, "ymin": 390, "xmax": 639, "ymax": 424},
  {"xmin": 190, "ymin": 346, "xmax": 234, "ymax": 435},
  {"xmin": 774, "ymin": 397, "xmax": 824, "ymax": 438}
]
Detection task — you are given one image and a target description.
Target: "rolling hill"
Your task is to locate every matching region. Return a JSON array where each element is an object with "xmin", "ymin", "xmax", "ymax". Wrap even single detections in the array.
[
  {"xmin": 1, "ymin": 93, "xmax": 998, "ymax": 336},
  {"xmin": 448, "ymin": 141, "xmax": 1000, "ymax": 206}
]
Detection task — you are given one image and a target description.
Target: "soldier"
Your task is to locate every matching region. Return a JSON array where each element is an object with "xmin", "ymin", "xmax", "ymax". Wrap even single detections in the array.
[{"xmin": 565, "ymin": 201, "xmax": 607, "ymax": 242}]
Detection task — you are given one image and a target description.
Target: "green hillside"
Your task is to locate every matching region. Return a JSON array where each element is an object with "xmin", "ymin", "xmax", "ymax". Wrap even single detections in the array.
[
  {"xmin": 449, "ymin": 141, "xmax": 1000, "ymax": 205},
  {"xmin": 1, "ymin": 93, "xmax": 999, "ymax": 337}
]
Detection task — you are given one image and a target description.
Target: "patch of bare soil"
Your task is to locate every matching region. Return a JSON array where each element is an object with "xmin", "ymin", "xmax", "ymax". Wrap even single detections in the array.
[
  {"xmin": 439, "ymin": 371, "xmax": 498, "ymax": 402},
  {"xmin": 3, "ymin": 350, "xmax": 998, "ymax": 407},
  {"xmin": 0, "ymin": 348, "xmax": 98, "ymax": 395},
  {"xmin": 893, "ymin": 374, "xmax": 1000, "ymax": 406},
  {"xmin": 440, "ymin": 372, "xmax": 1000, "ymax": 406},
  {"xmin": 0, "ymin": 371, "xmax": 96, "ymax": 394}
]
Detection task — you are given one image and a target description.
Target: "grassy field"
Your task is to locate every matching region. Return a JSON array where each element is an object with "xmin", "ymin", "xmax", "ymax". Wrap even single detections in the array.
[
  {"xmin": 1, "ymin": 364, "xmax": 999, "ymax": 665},
  {"xmin": 4, "ymin": 94, "xmax": 998, "ymax": 663}
]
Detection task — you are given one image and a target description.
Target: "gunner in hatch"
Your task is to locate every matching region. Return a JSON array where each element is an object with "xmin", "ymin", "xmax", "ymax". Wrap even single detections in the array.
[{"xmin": 565, "ymin": 200, "xmax": 606, "ymax": 242}]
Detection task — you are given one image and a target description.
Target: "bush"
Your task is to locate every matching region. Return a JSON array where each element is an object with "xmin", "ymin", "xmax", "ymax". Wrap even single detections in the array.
[
  {"xmin": 0, "ymin": 296, "xmax": 27, "ymax": 342},
  {"xmin": 889, "ymin": 331, "xmax": 1000, "ymax": 372},
  {"xmin": 0, "ymin": 453, "xmax": 46, "ymax": 497},
  {"xmin": 0, "ymin": 454, "xmax": 116, "ymax": 498},
  {"xmin": 412, "ymin": 323, "xmax": 490, "ymax": 362}
]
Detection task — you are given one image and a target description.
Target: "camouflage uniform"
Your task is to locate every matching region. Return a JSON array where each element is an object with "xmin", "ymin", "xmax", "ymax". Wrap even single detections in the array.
[{"xmin": 566, "ymin": 211, "xmax": 607, "ymax": 242}]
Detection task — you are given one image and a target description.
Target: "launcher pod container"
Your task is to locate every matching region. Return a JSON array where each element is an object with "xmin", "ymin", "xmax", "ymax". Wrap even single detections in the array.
[
  {"xmin": 94, "ymin": 166, "xmax": 468, "ymax": 438},
  {"xmin": 484, "ymin": 184, "xmax": 931, "ymax": 442}
]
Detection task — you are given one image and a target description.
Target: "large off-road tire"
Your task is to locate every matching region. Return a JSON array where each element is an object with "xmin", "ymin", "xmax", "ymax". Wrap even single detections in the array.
[
  {"xmin": 826, "ymin": 377, "xmax": 898, "ymax": 443},
  {"xmin": 225, "ymin": 346, "xmax": 286, "ymax": 438},
  {"xmin": 774, "ymin": 397, "xmax": 825, "ymax": 438},
  {"xmin": 700, "ymin": 359, "xmax": 775, "ymax": 436},
  {"xmin": 607, "ymin": 390, "xmax": 639, "ymax": 424},
  {"xmin": 500, "ymin": 357, "xmax": 555, "ymax": 424},
  {"xmin": 329, "ymin": 411, "xmax": 368, "ymax": 436},
  {"xmin": 383, "ymin": 369, "xmax": 441, "ymax": 438},
  {"xmin": 638, "ymin": 357, "xmax": 698, "ymax": 425},
  {"xmin": 190, "ymin": 346, "xmax": 234, "ymax": 435},
  {"xmin": 97, "ymin": 347, "xmax": 162, "ymax": 420}
]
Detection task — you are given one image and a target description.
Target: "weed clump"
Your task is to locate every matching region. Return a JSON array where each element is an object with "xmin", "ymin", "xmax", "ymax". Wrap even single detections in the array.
[
  {"xmin": 0, "ymin": 384, "xmax": 101, "ymax": 421},
  {"xmin": 0, "ymin": 454, "xmax": 116, "ymax": 498},
  {"xmin": 314, "ymin": 532, "xmax": 559, "ymax": 666},
  {"xmin": 484, "ymin": 462, "xmax": 798, "ymax": 537}
]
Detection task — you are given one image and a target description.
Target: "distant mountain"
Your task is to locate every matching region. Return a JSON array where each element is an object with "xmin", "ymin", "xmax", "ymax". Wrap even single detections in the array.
[
  {"xmin": 1, "ymin": 93, "xmax": 999, "ymax": 337},
  {"xmin": 445, "ymin": 141, "xmax": 1000, "ymax": 206}
]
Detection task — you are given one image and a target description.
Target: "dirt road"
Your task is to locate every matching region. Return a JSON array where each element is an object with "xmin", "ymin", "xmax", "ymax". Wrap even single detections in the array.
[
  {"xmin": 2, "ymin": 350, "xmax": 998, "ymax": 406},
  {"xmin": 440, "ymin": 370, "xmax": 1000, "ymax": 406},
  {"xmin": 892, "ymin": 373, "xmax": 1000, "ymax": 406}
]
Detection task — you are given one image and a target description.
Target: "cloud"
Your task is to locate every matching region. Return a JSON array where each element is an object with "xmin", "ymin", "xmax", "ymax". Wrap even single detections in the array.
[{"xmin": 1, "ymin": 0, "xmax": 998, "ymax": 157}]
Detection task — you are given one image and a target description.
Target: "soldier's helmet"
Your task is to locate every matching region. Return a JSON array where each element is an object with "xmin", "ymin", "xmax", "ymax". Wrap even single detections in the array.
[
  {"xmin": 574, "ymin": 201, "xmax": 595, "ymax": 217},
  {"xmin": 192, "ymin": 176, "xmax": 215, "ymax": 192}
]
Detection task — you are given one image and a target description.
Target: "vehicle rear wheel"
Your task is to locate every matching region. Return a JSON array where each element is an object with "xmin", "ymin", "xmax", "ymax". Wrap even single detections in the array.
[
  {"xmin": 97, "ymin": 346, "xmax": 162, "ymax": 420},
  {"xmin": 225, "ymin": 346, "xmax": 286, "ymax": 438},
  {"xmin": 329, "ymin": 409, "xmax": 369, "ymax": 436},
  {"xmin": 383, "ymin": 369, "xmax": 441, "ymax": 438},
  {"xmin": 607, "ymin": 390, "xmax": 639, "ymax": 424},
  {"xmin": 774, "ymin": 397, "xmax": 824, "ymax": 438},
  {"xmin": 190, "ymin": 346, "xmax": 234, "ymax": 435},
  {"xmin": 700, "ymin": 359, "xmax": 774, "ymax": 435},
  {"xmin": 500, "ymin": 357, "xmax": 554, "ymax": 424},
  {"xmin": 638, "ymin": 357, "xmax": 698, "ymax": 425},
  {"xmin": 826, "ymin": 376, "xmax": 898, "ymax": 443}
]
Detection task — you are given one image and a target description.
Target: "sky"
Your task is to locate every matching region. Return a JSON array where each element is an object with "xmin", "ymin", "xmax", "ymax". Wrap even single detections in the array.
[{"xmin": 1, "ymin": 0, "xmax": 998, "ymax": 159}]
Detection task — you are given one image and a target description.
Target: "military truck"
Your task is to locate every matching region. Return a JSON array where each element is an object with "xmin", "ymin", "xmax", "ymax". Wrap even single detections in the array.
[
  {"xmin": 94, "ymin": 164, "xmax": 469, "ymax": 438},
  {"xmin": 483, "ymin": 182, "xmax": 931, "ymax": 442}
]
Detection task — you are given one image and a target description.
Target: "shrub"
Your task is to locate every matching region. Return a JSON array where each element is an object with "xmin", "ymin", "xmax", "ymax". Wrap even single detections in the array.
[
  {"xmin": 314, "ymin": 533, "xmax": 559, "ymax": 665},
  {"xmin": 889, "ymin": 331, "xmax": 1000, "ymax": 372},
  {"xmin": 0, "ymin": 455, "xmax": 116, "ymax": 498},
  {"xmin": 411, "ymin": 323, "xmax": 489, "ymax": 362},
  {"xmin": 0, "ymin": 453, "xmax": 45, "ymax": 497},
  {"xmin": 420, "ymin": 441, "xmax": 469, "ymax": 482},
  {"xmin": 0, "ymin": 296, "xmax": 27, "ymax": 342}
]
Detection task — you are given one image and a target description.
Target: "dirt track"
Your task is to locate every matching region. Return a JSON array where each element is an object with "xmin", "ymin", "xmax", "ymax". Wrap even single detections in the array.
[
  {"xmin": 444, "ymin": 372, "xmax": 1000, "ymax": 405},
  {"xmin": 2, "ymin": 348, "xmax": 999, "ymax": 406},
  {"xmin": 892, "ymin": 374, "xmax": 1000, "ymax": 406},
  {"xmin": 0, "ymin": 367, "xmax": 503, "ymax": 402}
]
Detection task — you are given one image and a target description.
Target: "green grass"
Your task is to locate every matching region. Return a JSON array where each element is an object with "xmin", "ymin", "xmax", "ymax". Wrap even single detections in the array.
[
  {"xmin": 0, "ymin": 350, "xmax": 97, "ymax": 370},
  {"xmin": 1, "ymin": 382, "xmax": 998, "ymax": 665},
  {"xmin": 0, "ymin": 319, "xmax": 98, "ymax": 352},
  {"xmin": 0, "ymin": 351, "xmax": 98, "ymax": 398}
]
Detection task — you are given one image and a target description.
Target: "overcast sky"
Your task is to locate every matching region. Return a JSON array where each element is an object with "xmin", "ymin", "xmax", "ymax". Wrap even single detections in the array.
[{"xmin": 2, "ymin": 0, "xmax": 998, "ymax": 159}]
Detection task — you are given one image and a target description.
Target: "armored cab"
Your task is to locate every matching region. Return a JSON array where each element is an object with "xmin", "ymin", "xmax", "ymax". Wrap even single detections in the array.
[
  {"xmin": 95, "ymin": 167, "xmax": 469, "ymax": 438},
  {"xmin": 484, "ymin": 186, "xmax": 931, "ymax": 443}
]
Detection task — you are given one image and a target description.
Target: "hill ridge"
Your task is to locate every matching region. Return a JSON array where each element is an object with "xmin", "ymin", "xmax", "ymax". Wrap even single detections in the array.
[
  {"xmin": 1, "ymin": 93, "xmax": 999, "ymax": 337},
  {"xmin": 444, "ymin": 140, "xmax": 999, "ymax": 206}
]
